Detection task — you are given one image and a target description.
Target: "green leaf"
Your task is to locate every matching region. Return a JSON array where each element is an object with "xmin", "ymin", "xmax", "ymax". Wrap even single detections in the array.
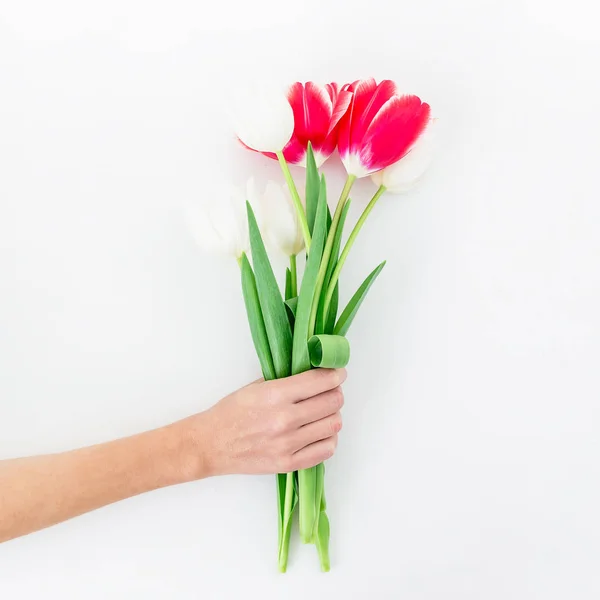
[
  {"xmin": 247, "ymin": 202, "xmax": 293, "ymax": 379},
  {"xmin": 240, "ymin": 253, "xmax": 276, "ymax": 381},
  {"xmin": 315, "ymin": 510, "xmax": 331, "ymax": 572},
  {"xmin": 291, "ymin": 175, "xmax": 328, "ymax": 375},
  {"xmin": 278, "ymin": 471, "xmax": 298, "ymax": 573},
  {"xmin": 334, "ymin": 261, "xmax": 386, "ymax": 337},
  {"xmin": 285, "ymin": 296, "xmax": 298, "ymax": 320},
  {"xmin": 305, "ymin": 143, "xmax": 320, "ymax": 236},
  {"xmin": 308, "ymin": 334, "xmax": 351, "ymax": 368},
  {"xmin": 277, "ymin": 472, "xmax": 286, "ymax": 550},
  {"xmin": 325, "ymin": 198, "xmax": 351, "ymax": 286},
  {"xmin": 315, "ymin": 198, "xmax": 351, "ymax": 334},
  {"xmin": 285, "ymin": 267, "xmax": 292, "ymax": 301},
  {"xmin": 325, "ymin": 282, "xmax": 338, "ymax": 334},
  {"xmin": 314, "ymin": 462, "xmax": 330, "ymax": 571},
  {"xmin": 312, "ymin": 462, "xmax": 325, "ymax": 540}
]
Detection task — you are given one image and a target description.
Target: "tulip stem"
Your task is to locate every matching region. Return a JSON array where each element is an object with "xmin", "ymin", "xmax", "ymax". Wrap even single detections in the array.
[
  {"xmin": 276, "ymin": 152, "xmax": 312, "ymax": 252},
  {"xmin": 322, "ymin": 185, "xmax": 386, "ymax": 319},
  {"xmin": 289, "ymin": 254, "xmax": 297, "ymax": 297},
  {"xmin": 307, "ymin": 174, "xmax": 356, "ymax": 335}
]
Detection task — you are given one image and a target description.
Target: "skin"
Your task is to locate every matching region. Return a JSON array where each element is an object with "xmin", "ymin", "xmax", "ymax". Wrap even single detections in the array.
[{"xmin": 0, "ymin": 368, "xmax": 346, "ymax": 544}]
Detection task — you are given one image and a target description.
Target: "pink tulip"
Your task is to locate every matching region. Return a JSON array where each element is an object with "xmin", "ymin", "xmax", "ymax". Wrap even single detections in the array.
[
  {"xmin": 260, "ymin": 82, "xmax": 352, "ymax": 168},
  {"xmin": 337, "ymin": 78, "xmax": 431, "ymax": 178}
]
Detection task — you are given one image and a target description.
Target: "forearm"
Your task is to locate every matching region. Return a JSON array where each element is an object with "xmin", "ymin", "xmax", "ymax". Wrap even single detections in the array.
[{"xmin": 0, "ymin": 420, "xmax": 202, "ymax": 543}]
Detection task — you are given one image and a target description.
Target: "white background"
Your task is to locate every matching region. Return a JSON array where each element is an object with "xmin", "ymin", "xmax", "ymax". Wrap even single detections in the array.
[{"xmin": 1, "ymin": 0, "xmax": 600, "ymax": 598}]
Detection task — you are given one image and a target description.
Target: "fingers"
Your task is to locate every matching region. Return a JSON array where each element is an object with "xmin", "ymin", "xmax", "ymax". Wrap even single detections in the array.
[
  {"xmin": 289, "ymin": 434, "xmax": 339, "ymax": 471},
  {"xmin": 293, "ymin": 387, "xmax": 344, "ymax": 426},
  {"xmin": 291, "ymin": 412, "xmax": 342, "ymax": 452},
  {"xmin": 269, "ymin": 368, "xmax": 347, "ymax": 404}
]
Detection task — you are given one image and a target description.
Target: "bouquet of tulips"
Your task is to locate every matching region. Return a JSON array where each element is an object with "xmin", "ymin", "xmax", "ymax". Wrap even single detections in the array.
[{"xmin": 188, "ymin": 79, "xmax": 433, "ymax": 571}]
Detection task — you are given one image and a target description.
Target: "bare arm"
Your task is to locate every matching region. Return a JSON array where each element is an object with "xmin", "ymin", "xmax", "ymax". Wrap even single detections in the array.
[{"xmin": 0, "ymin": 368, "xmax": 345, "ymax": 543}]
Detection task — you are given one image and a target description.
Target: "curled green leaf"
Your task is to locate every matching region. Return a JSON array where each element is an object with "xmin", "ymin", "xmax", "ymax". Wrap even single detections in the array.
[{"xmin": 308, "ymin": 334, "xmax": 350, "ymax": 369}]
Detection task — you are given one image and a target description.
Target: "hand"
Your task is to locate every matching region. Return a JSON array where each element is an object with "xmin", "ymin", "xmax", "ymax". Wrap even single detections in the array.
[{"xmin": 182, "ymin": 369, "xmax": 346, "ymax": 478}]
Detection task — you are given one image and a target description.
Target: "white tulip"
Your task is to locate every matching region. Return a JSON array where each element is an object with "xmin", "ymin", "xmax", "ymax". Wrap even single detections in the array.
[
  {"xmin": 260, "ymin": 181, "xmax": 305, "ymax": 256},
  {"xmin": 186, "ymin": 178, "xmax": 260, "ymax": 260},
  {"xmin": 371, "ymin": 120, "xmax": 436, "ymax": 193},
  {"xmin": 231, "ymin": 81, "xmax": 295, "ymax": 153}
]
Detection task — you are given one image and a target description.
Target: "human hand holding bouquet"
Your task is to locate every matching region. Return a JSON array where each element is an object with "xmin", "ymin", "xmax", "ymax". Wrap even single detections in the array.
[{"xmin": 189, "ymin": 78, "xmax": 433, "ymax": 571}]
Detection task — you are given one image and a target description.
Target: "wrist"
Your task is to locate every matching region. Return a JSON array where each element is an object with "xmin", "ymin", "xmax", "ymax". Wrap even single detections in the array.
[{"xmin": 163, "ymin": 412, "xmax": 216, "ymax": 484}]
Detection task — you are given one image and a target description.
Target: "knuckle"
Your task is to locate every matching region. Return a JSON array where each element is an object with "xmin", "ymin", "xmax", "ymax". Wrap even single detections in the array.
[
  {"xmin": 328, "ymin": 416, "xmax": 339, "ymax": 436},
  {"xmin": 316, "ymin": 368, "xmax": 339, "ymax": 389},
  {"xmin": 330, "ymin": 387, "xmax": 344, "ymax": 410},
  {"xmin": 323, "ymin": 440, "xmax": 336, "ymax": 460},
  {"xmin": 326, "ymin": 369, "xmax": 342, "ymax": 388},
  {"xmin": 334, "ymin": 368, "xmax": 347, "ymax": 385},
  {"xmin": 333, "ymin": 412, "xmax": 343, "ymax": 432}
]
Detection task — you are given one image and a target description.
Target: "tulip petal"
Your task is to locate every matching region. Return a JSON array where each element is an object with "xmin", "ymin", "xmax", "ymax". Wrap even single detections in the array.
[
  {"xmin": 325, "ymin": 83, "xmax": 353, "ymax": 136},
  {"xmin": 261, "ymin": 181, "xmax": 305, "ymax": 256},
  {"xmin": 371, "ymin": 120, "xmax": 436, "ymax": 192},
  {"xmin": 337, "ymin": 78, "xmax": 431, "ymax": 177},
  {"xmin": 232, "ymin": 82, "xmax": 295, "ymax": 153},
  {"xmin": 185, "ymin": 204, "xmax": 224, "ymax": 255},
  {"xmin": 347, "ymin": 79, "xmax": 398, "ymax": 153},
  {"xmin": 361, "ymin": 95, "xmax": 431, "ymax": 174},
  {"xmin": 280, "ymin": 82, "xmax": 339, "ymax": 167}
]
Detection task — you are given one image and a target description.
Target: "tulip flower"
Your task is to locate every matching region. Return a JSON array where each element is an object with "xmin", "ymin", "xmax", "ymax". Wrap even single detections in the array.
[
  {"xmin": 231, "ymin": 82, "xmax": 295, "ymax": 153},
  {"xmin": 186, "ymin": 178, "xmax": 259, "ymax": 260},
  {"xmin": 233, "ymin": 81, "xmax": 313, "ymax": 251},
  {"xmin": 337, "ymin": 78, "xmax": 431, "ymax": 178},
  {"xmin": 308, "ymin": 78, "xmax": 428, "ymax": 332},
  {"xmin": 319, "ymin": 92, "xmax": 434, "ymax": 326},
  {"xmin": 260, "ymin": 82, "xmax": 352, "ymax": 168},
  {"xmin": 260, "ymin": 181, "xmax": 305, "ymax": 257},
  {"xmin": 371, "ymin": 119, "xmax": 436, "ymax": 193}
]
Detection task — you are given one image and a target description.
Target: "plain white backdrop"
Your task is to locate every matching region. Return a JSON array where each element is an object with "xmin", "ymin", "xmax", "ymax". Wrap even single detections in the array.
[{"xmin": 1, "ymin": 0, "xmax": 599, "ymax": 598}]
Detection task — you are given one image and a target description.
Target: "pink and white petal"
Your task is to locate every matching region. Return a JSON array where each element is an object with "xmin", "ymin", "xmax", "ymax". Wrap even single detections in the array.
[
  {"xmin": 349, "ymin": 79, "xmax": 398, "ymax": 151},
  {"xmin": 337, "ymin": 91, "xmax": 357, "ymax": 162},
  {"xmin": 337, "ymin": 78, "xmax": 382, "ymax": 161},
  {"xmin": 325, "ymin": 82, "xmax": 341, "ymax": 101},
  {"xmin": 282, "ymin": 134, "xmax": 308, "ymax": 166},
  {"xmin": 371, "ymin": 120, "xmax": 436, "ymax": 192},
  {"xmin": 342, "ymin": 153, "xmax": 368, "ymax": 178},
  {"xmin": 327, "ymin": 89, "xmax": 352, "ymax": 136},
  {"xmin": 290, "ymin": 82, "xmax": 333, "ymax": 150},
  {"xmin": 360, "ymin": 95, "xmax": 431, "ymax": 173}
]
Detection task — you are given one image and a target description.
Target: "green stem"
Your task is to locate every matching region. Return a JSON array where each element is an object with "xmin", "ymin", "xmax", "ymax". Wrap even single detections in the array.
[
  {"xmin": 307, "ymin": 174, "xmax": 356, "ymax": 335},
  {"xmin": 298, "ymin": 467, "xmax": 316, "ymax": 543},
  {"xmin": 276, "ymin": 151, "xmax": 311, "ymax": 252},
  {"xmin": 289, "ymin": 254, "xmax": 297, "ymax": 297},
  {"xmin": 278, "ymin": 471, "xmax": 295, "ymax": 572},
  {"xmin": 322, "ymin": 185, "xmax": 386, "ymax": 319}
]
